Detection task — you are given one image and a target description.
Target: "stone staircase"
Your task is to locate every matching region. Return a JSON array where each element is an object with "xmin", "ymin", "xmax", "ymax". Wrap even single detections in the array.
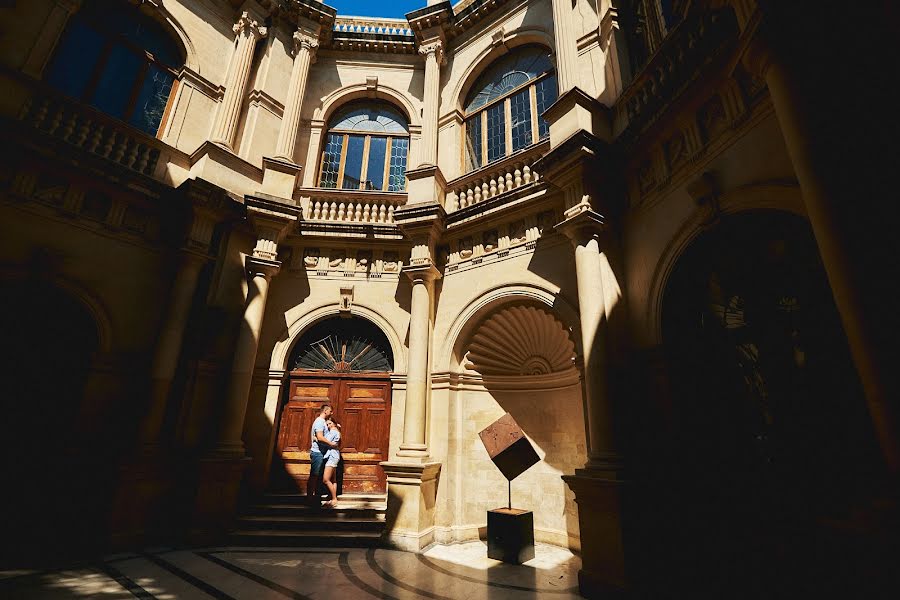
[{"xmin": 229, "ymin": 493, "xmax": 387, "ymax": 547}]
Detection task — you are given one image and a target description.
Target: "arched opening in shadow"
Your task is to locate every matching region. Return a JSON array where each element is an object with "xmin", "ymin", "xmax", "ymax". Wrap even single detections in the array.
[
  {"xmin": 0, "ymin": 279, "xmax": 101, "ymax": 564},
  {"xmin": 655, "ymin": 210, "xmax": 882, "ymax": 594},
  {"xmin": 454, "ymin": 301, "xmax": 585, "ymax": 552},
  {"xmin": 269, "ymin": 316, "xmax": 394, "ymax": 496}
]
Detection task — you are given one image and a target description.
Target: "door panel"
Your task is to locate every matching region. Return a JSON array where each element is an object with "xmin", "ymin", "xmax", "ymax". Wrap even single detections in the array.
[
  {"xmin": 272, "ymin": 373, "xmax": 391, "ymax": 494},
  {"xmin": 274, "ymin": 378, "xmax": 341, "ymax": 491}
]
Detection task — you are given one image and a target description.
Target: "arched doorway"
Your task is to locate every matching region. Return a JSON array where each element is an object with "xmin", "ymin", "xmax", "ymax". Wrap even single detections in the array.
[
  {"xmin": 272, "ymin": 316, "xmax": 393, "ymax": 494},
  {"xmin": 0, "ymin": 279, "xmax": 101, "ymax": 562},
  {"xmin": 658, "ymin": 211, "xmax": 880, "ymax": 591}
]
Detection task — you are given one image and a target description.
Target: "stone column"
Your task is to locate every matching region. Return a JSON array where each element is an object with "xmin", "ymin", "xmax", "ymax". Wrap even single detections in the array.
[
  {"xmin": 743, "ymin": 31, "xmax": 900, "ymax": 474},
  {"xmin": 417, "ymin": 40, "xmax": 443, "ymax": 167},
  {"xmin": 398, "ymin": 265, "xmax": 438, "ymax": 459},
  {"xmin": 211, "ymin": 199, "xmax": 298, "ymax": 457},
  {"xmin": 210, "ymin": 8, "xmax": 267, "ymax": 149},
  {"xmin": 137, "ymin": 250, "xmax": 206, "ymax": 451},
  {"xmin": 551, "ymin": 0, "xmax": 580, "ymax": 93},
  {"xmin": 22, "ymin": 0, "xmax": 82, "ymax": 78},
  {"xmin": 273, "ymin": 28, "xmax": 318, "ymax": 161},
  {"xmin": 213, "ymin": 256, "xmax": 279, "ymax": 457}
]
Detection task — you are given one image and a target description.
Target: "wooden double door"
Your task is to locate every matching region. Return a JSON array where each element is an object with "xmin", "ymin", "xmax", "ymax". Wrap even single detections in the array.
[{"xmin": 274, "ymin": 372, "xmax": 392, "ymax": 493}]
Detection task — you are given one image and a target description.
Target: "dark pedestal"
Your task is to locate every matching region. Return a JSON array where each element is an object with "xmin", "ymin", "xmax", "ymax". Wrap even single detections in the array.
[{"xmin": 487, "ymin": 508, "xmax": 535, "ymax": 564}]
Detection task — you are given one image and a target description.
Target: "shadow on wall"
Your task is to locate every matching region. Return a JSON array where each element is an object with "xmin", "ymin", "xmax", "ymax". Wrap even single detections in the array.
[{"xmin": 0, "ymin": 279, "xmax": 110, "ymax": 566}]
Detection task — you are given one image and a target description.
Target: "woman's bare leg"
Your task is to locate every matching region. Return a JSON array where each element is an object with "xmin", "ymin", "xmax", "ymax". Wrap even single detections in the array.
[{"xmin": 323, "ymin": 466, "xmax": 338, "ymax": 506}]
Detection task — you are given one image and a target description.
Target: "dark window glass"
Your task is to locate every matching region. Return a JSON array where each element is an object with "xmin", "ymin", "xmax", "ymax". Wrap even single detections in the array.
[
  {"xmin": 129, "ymin": 64, "xmax": 175, "ymax": 135},
  {"xmin": 388, "ymin": 137, "xmax": 408, "ymax": 191},
  {"xmin": 320, "ymin": 133, "xmax": 343, "ymax": 188},
  {"xmin": 510, "ymin": 87, "xmax": 533, "ymax": 152},
  {"xmin": 44, "ymin": 19, "xmax": 105, "ymax": 99},
  {"xmin": 486, "ymin": 103, "xmax": 506, "ymax": 163},
  {"xmin": 43, "ymin": 0, "xmax": 183, "ymax": 136},
  {"xmin": 465, "ymin": 115, "xmax": 483, "ymax": 170},
  {"xmin": 464, "ymin": 46, "xmax": 553, "ymax": 113},
  {"xmin": 365, "ymin": 136, "xmax": 387, "ymax": 190},
  {"xmin": 342, "ymin": 135, "xmax": 365, "ymax": 189},
  {"xmin": 535, "ymin": 74, "xmax": 558, "ymax": 140},
  {"xmin": 89, "ymin": 44, "xmax": 143, "ymax": 119}
]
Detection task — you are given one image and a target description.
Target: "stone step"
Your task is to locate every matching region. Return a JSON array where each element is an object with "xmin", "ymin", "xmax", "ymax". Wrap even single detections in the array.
[
  {"xmin": 236, "ymin": 514, "xmax": 385, "ymax": 532},
  {"xmin": 249, "ymin": 503, "xmax": 385, "ymax": 516},
  {"xmin": 228, "ymin": 528, "xmax": 384, "ymax": 548},
  {"xmin": 262, "ymin": 492, "xmax": 386, "ymax": 506}
]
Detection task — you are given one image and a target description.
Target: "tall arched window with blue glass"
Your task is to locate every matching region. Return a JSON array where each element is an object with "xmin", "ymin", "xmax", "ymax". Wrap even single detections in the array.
[
  {"xmin": 44, "ymin": 0, "xmax": 183, "ymax": 137},
  {"xmin": 464, "ymin": 46, "xmax": 558, "ymax": 172},
  {"xmin": 318, "ymin": 102, "xmax": 410, "ymax": 191}
]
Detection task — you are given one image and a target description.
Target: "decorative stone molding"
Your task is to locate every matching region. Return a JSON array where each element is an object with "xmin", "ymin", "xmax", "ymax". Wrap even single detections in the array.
[
  {"xmin": 465, "ymin": 305, "xmax": 576, "ymax": 376},
  {"xmin": 233, "ymin": 10, "xmax": 268, "ymax": 40}
]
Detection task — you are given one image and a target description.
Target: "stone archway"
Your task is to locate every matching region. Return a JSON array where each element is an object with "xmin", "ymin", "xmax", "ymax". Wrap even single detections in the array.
[
  {"xmin": 653, "ymin": 210, "xmax": 879, "ymax": 591},
  {"xmin": 271, "ymin": 316, "xmax": 394, "ymax": 494}
]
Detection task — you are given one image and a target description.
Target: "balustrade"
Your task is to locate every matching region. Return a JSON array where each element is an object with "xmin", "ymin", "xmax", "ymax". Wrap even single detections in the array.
[
  {"xmin": 446, "ymin": 147, "xmax": 546, "ymax": 212},
  {"xmin": 17, "ymin": 89, "xmax": 188, "ymax": 180},
  {"xmin": 333, "ymin": 17, "xmax": 412, "ymax": 37},
  {"xmin": 299, "ymin": 189, "xmax": 405, "ymax": 225}
]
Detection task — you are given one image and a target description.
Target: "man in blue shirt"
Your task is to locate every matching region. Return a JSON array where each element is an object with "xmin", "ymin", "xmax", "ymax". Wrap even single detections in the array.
[{"xmin": 306, "ymin": 403, "xmax": 337, "ymax": 506}]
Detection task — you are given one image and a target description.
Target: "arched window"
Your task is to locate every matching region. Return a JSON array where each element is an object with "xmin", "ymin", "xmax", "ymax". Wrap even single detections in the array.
[
  {"xmin": 290, "ymin": 317, "xmax": 394, "ymax": 373},
  {"xmin": 318, "ymin": 102, "xmax": 409, "ymax": 192},
  {"xmin": 463, "ymin": 45, "xmax": 557, "ymax": 171},
  {"xmin": 44, "ymin": 0, "xmax": 183, "ymax": 137}
]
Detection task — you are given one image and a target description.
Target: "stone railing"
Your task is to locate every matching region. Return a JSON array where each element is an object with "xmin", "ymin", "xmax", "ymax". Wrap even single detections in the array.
[
  {"xmin": 445, "ymin": 140, "xmax": 548, "ymax": 212},
  {"xmin": 297, "ymin": 188, "xmax": 407, "ymax": 224},
  {"xmin": 333, "ymin": 16, "xmax": 413, "ymax": 37},
  {"xmin": 616, "ymin": 7, "xmax": 737, "ymax": 137},
  {"xmin": 15, "ymin": 85, "xmax": 189, "ymax": 180}
]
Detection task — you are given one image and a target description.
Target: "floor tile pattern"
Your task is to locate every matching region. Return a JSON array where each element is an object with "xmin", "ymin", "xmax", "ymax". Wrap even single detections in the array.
[{"xmin": 1, "ymin": 541, "xmax": 582, "ymax": 599}]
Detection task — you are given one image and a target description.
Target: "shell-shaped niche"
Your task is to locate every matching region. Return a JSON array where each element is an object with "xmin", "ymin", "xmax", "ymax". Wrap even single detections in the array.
[{"xmin": 465, "ymin": 305, "xmax": 576, "ymax": 376}]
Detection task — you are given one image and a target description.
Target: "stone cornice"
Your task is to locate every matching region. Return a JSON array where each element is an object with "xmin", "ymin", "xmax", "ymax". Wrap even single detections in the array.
[{"xmin": 532, "ymin": 129, "xmax": 613, "ymax": 181}]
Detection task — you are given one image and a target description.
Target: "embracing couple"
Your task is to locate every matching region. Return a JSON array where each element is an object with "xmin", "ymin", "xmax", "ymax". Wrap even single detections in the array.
[{"xmin": 307, "ymin": 403, "xmax": 341, "ymax": 508}]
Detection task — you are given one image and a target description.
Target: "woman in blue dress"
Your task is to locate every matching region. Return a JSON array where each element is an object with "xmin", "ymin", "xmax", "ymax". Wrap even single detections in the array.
[{"xmin": 322, "ymin": 418, "xmax": 341, "ymax": 508}]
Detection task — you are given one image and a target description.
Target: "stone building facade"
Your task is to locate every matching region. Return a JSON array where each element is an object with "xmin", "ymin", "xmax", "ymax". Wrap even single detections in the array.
[{"xmin": 1, "ymin": 0, "xmax": 897, "ymax": 596}]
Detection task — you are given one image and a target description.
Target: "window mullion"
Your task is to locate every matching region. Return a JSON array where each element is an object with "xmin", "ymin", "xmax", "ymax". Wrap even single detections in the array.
[
  {"xmin": 480, "ymin": 110, "xmax": 487, "ymax": 166},
  {"xmin": 504, "ymin": 98, "xmax": 513, "ymax": 158},
  {"xmin": 359, "ymin": 135, "xmax": 371, "ymax": 190},
  {"xmin": 529, "ymin": 84, "xmax": 539, "ymax": 144},
  {"xmin": 336, "ymin": 134, "xmax": 349, "ymax": 187}
]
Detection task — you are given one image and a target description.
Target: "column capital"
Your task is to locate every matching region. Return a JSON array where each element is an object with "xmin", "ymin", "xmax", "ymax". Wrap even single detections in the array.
[
  {"xmin": 418, "ymin": 40, "xmax": 445, "ymax": 65},
  {"xmin": 233, "ymin": 10, "xmax": 268, "ymax": 40},
  {"xmin": 245, "ymin": 255, "xmax": 281, "ymax": 280},
  {"xmin": 402, "ymin": 260, "xmax": 441, "ymax": 283},
  {"xmin": 555, "ymin": 204, "xmax": 607, "ymax": 247},
  {"xmin": 292, "ymin": 29, "xmax": 320, "ymax": 61},
  {"xmin": 245, "ymin": 194, "xmax": 300, "ymax": 260}
]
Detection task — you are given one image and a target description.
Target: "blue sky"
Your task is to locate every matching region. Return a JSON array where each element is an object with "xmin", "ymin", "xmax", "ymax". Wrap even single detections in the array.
[{"xmin": 328, "ymin": 0, "xmax": 425, "ymax": 19}]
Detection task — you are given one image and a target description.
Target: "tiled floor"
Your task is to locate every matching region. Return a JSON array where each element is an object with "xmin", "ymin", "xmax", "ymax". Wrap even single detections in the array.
[{"xmin": 0, "ymin": 541, "xmax": 582, "ymax": 599}]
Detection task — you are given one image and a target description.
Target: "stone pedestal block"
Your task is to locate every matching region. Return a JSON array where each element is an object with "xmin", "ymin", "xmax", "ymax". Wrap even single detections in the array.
[
  {"xmin": 380, "ymin": 461, "xmax": 442, "ymax": 551},
  {"xmin": 563, "ymin": 470, "xmax": 629, "ymax": 598},
  {"xmin": 189, "ymin": 456, "xmax": 250, "ymax": 544},
  {"xmin": 109, "ymin": 456, "xmax": 173, "ymax": 548},
  {"xmin": 487, "ymin": 508, "xmax": 535, "ymax": 564}
]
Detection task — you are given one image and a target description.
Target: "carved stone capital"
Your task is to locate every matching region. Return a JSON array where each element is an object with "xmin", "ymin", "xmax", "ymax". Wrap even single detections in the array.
[
  {"xmin": 233, "ymin": 11, "xmax": 268, "ymax": 40},
  {"xmin": 292, "ymin": 29, "xmax": 319, "ymax": 61},
  {"xmin": 418, "ymin": 40, "xmax": 445, "ymax": 65},
  {"xmin": 245, "ymin": 255, "xmax": 281, "ymax": 280}
]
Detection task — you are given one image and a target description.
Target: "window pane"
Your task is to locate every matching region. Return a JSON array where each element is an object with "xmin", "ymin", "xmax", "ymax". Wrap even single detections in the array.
[
  {"xmin": 342, "ymin": 134, "xmax": 365, "ymax": 189},
  {"xmin": 486, "ymin": 103, "xmax": 506, "ymax": 163},
  {"xmin": 319, "ymin": 133, "xmax": 343, "ymax": 188},
  {"xmin": 464, "ymin": 45, "xmax": 554, "ymax": 113},
  {"xmin": 330, "ymin": 103, "xmax": 408, "ymax": 134},
  {"xmin": 535, "ymin": 74, "xmax": 558, "ymax": 140},
  {"xmin": 128, "ymin": 64, "xmax": 174, "ymax": 135},
  {"xmin": 365, "ymin": 136, "xmax": 387, "ymax": 190},
  {"xmin": 465, "ymin": 116, "xmax": 482, "ymax": 171},
  {"xmin": 45, "ymin": 18, "xmax": 105, "ymax": 99},
  {"xmin": 510, "ymin": 88, "xmax": 533, "ymax": 152},
  {"xmin": 89, "ymin": 43, "xmax": 143, "ymax": 120},
  {"xmin": 388, "ymin": 137, "xmax": 408, "ymax": 192}
]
